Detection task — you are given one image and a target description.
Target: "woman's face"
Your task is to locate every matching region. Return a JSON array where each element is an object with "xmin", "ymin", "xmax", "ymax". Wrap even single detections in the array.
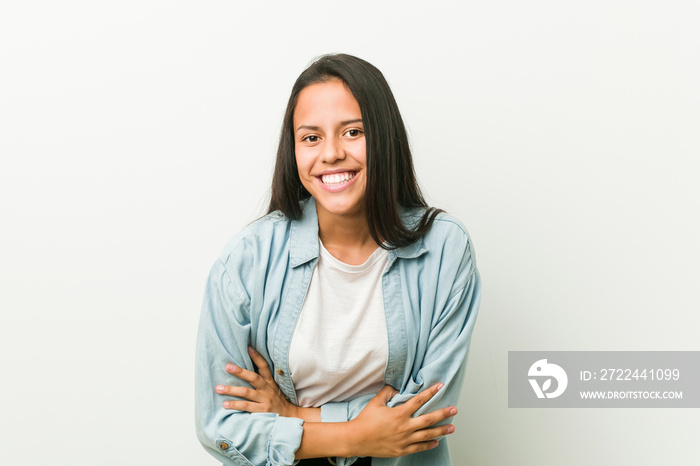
[{"xmin": 293, "ymin": 79, "xmax": 367, "ymax": 220}]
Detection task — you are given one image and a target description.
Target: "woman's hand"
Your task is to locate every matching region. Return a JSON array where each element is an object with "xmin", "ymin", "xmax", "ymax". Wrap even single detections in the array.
[
  {"xmin": 215, "ymin": 347, "xmax": 302, "ymax": 419},
  {"xmin": 345, "ymin": 384, "xmax": 457, "ymax": 458},
  {"xmin": 216, "ymin": 350, "xmax": 455, "ymax": 458}
]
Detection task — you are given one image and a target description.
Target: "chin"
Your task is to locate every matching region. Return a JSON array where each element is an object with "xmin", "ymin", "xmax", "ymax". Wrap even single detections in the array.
[{"xmin": 316, "ymin": 199, "xmax": 364, "ymax": 217}]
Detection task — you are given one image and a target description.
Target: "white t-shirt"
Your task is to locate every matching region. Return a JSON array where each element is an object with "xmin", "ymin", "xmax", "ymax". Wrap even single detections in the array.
[{"xmin": 288, "ymin": 240, "xmax": 389, "ymax": 408}]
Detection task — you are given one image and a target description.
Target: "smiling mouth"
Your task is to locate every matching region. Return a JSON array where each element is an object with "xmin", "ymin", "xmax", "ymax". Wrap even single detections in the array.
[{"xmin": 319, "ymin": 171, "xmax": 357, "ymax": 185}]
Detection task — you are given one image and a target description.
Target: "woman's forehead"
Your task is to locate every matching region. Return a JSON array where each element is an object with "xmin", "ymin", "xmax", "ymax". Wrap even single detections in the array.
[{"xmin": 293, "ymin": 80, "xmax": 361, "ymax": 128}]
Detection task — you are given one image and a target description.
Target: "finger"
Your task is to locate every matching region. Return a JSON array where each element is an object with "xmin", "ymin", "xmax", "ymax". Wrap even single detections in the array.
[
  {"xmin": 407, "ymin": 423, "xmax": 455, "ymax": 445},
  {"xmin": 413, "ymin": 406, "xmax": 458, "ymax": 430},
  {"xmin": 215, "ymin": 384, "xmax": 258, "ymax": 401},
  {"xmin": 221, "ymin": 399, "xmax": 266, "ymax": 412},
  {"xmin": 248, "ymin": 347, "xmax": 274, "ymax": 382},
  {"xmin": 402, "ymin": 383, "xmax": 444, "ymax": 415},
  {"xmin": 225, "ymin": 363, "xmax": 265, "ymax": 388},
  {"xmin": 370, "ymin": 385, "xmax": 399, "ymax": 406},
  {"xmin": 403, "ymin": 439, "xmax": 440, "ymax": 456}
]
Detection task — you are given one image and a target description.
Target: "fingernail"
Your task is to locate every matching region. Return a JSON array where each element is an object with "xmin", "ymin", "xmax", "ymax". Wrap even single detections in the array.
[
  {"xmin": 447, "ymin": 425, "xmax": 455, "ymax": 433},
  {"xmin": 223, "ymin": 401, "xmax": 230, "ymax": 408},
  {"xmin": 248, "ymin": 347, "xmax": 256, "ymax": 355},
  {"xmin": 226, "ymin": 364, "xmax": 239, "ymax": 373},
  {"xmin": 436, "ymin": 383, "xmax": 444, "ymax": 392},
  {"xmin": 449, "ymin": 407, "xmax": 458, "ymax": 415},
  {"xmin": 215, "ymin": 385, "xmax": 225, "ymax": 393}
]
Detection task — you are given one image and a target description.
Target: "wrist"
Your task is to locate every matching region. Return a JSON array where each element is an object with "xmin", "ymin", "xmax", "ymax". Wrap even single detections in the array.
[
  {"xmin": 293, "ymin": 406, "xmax": 321, "ymax": 422},
  {"xmin": 342, "ymin": 418, "xmax": 362, "ymax": 457},
  {"xmin": 296, "ymin": 421, "xmax": 360, "ymax": 459},
  {"xmin": 287, "ymin": 404, "xmax": 301, "ymax": 419}
]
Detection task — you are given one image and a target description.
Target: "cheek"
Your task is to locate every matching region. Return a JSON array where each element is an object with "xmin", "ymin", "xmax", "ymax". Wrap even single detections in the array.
[
  {"xmin": 294, "ymin": 152, "xmax": 312, "ymax": 180},
  {"xmin": 352, "ymin": 141, "xmax": 367, "ymax": 165},
  {"xmin": 295, "ymin": 147, "xmax": 317, "ymax": 171},
  {"xmin": 294, "ymin": 151, "xmax": 305, "ymax": 171}
]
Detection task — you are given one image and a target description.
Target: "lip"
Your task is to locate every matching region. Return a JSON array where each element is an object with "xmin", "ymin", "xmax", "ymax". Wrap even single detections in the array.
[
  {"xmin": 315, "ymin": 170, "xmax": 359, "ymax": 193},
  {"xmin": 316, "ymin": 168, "xmax": 358, "ymax": 176}
]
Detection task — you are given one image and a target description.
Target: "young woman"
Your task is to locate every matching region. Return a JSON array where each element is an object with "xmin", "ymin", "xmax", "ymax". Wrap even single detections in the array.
[{"xmin": 195, "ymin": 54, "xmax": 481, "ymax": 466}]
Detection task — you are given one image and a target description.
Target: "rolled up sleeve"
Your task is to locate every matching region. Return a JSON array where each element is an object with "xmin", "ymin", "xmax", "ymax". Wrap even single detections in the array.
[{"xmin": 196, "ymin": 260, "xmax": 304, "ymax": 466}]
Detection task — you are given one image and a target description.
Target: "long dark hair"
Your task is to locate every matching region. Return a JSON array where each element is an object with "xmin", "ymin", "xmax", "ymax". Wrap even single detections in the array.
[{"xmin": 268, "ymin": 53, "xmax": 441, "ymax": 249}]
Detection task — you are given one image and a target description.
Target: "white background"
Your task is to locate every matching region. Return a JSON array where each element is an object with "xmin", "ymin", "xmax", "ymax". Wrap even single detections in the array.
[{"xmin": 1, "ymin": 1, "xmax": 698, "ymax": 465}]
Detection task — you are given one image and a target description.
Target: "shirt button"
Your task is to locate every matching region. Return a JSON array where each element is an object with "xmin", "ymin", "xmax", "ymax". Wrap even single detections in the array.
[
  {"xmin": 276, "ymin": 369, "xmax": 285, "ymax": 376},
  {"xmin": 219, "ymin": 442, "xmax": 229, "ymax": 450}
]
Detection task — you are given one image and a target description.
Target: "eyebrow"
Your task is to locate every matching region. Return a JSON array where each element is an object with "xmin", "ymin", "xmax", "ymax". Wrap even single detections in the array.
[{"xmin": 295, "ymin": 119, "xmax": 363, "ymax": 134}]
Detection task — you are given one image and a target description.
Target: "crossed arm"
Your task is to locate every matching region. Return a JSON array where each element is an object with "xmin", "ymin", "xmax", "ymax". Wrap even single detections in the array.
[
  {"xmin": 197, "ymin": 234, "xmax": 480, "ymax": 465},
  {"xmin": 215, "ymin": 347, "xmax": 457, "ymax": 459}
]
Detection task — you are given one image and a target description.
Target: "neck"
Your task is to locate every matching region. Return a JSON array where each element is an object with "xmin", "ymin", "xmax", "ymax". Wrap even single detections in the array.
[{"xmin": 316, "ymin": 207, "xmax": 379, "ymax": 265}]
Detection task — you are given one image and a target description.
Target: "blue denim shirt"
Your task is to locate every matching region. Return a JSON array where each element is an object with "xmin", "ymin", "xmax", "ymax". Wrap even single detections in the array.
[{"xmin": 195, "ymin": 198, "xmax": 481, "ymax": 466}]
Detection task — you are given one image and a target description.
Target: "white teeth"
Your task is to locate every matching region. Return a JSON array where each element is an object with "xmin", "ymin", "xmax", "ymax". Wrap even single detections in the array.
[{"xmin": 321, "ymin": 172, "xmax": 355, "ymax": 185}]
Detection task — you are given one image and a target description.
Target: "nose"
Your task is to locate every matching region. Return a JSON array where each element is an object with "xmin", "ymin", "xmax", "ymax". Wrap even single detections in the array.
[{"xmin": 320, "ymin": 136, "xmax": 346, "ymax": 164}]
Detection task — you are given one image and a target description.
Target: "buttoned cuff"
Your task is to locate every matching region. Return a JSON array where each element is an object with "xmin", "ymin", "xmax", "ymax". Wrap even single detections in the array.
[{"xmin": 268, "ymin": 415, "xmax": 304, "ymax": 465}]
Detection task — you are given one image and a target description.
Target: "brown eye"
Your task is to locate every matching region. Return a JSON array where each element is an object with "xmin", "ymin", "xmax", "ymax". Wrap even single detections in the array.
[
  {"xmin": 345, "ymin": 129, "xmax": 362, "ymax": 137},
  {"xmin": 303, "ymin": 135, "xmax": 319, "ymax": 142}
]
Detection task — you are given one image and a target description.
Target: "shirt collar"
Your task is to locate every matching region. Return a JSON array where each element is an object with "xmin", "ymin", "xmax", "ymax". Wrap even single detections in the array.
[
  {"xmin": 289, "ymin": 197, "xmax": 428, "ymax": 267},
  {"xmin": 392, "ymin": 208, "xmax": 428, "ymax": 259},
  {"xmin": 289, "ymin": 198, "xmax": 320, "ymax": 267}
]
